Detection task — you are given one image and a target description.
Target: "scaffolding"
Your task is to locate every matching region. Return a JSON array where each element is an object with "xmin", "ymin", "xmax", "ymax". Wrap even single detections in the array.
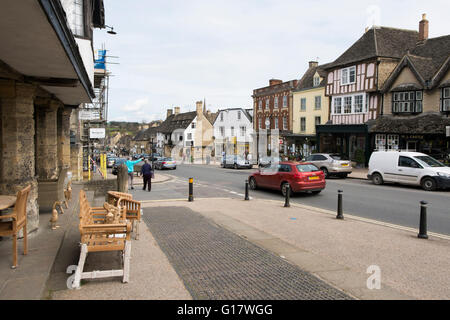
[{"xmin": 79, "ymin": 45, "xmax": 111, "ymax": 176}]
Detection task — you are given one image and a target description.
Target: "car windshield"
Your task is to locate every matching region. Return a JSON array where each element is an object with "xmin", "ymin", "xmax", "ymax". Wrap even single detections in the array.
[
  {"xmin": 414, "ymin": 156, "xmax": 446, "ymax": 168},
  {"xmin": 296, "ymin": 164, "xmax": 321, "ymax": 172}
]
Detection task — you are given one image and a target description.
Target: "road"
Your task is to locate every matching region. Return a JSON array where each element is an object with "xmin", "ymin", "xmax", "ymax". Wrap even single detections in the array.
[{"xmin": 133, "ymin": 163, "xmax": 450, "ymax": 236}]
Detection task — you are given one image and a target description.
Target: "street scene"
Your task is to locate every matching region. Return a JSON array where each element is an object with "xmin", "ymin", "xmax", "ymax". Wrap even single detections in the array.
[{"xmin": 0, "ymin": 0, "xmax": 450, "ymax": 310}]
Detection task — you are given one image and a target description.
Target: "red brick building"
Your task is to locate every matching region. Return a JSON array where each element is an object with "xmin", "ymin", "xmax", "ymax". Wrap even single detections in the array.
[{"xmin": 252, "ymin": 79, "xmax": 298, "ymax": 156}]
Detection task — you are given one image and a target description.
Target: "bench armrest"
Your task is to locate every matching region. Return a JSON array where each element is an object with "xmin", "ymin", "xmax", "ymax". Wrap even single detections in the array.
[{"xmin": 0, "ymin": 214, "xmax": 16, "ymax": 220}]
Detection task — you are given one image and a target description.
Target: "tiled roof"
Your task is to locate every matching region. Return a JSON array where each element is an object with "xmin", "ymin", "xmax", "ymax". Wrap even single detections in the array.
[
  {"xmin": 157, "ymin": 111, "xmax": 197, "ymax": 134},
  {"xmin": 294, "ymin": 63, "xmax": 331, "ymax": 91},
  {"xmin": 325, "ymin": 27, "xmax": 419, "ymax": 69},
  {"xmin": 382, "ymin": 35, "xmax": 450, "ymax": 91}
]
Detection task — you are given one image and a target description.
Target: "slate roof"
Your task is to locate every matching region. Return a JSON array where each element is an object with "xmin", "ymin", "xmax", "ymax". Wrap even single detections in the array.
[
  {"xmin": 324, "ymin": 27, "xmax": 419, "ymax": 69},
  {"xmin": 157, "ymin": 111, "xmax": 197, "ymax": 134},
  {"xmin": 294, "ymin": 63, "xmax": 331, "ymax": 91},
  {"xmin": 382, "ymin": 35, "xmax": 450, "ymax": 91}
]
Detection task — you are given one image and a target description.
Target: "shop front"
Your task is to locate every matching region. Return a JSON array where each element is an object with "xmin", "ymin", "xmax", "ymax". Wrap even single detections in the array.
[{"xmin": 316, "ymin": 124, "xmax": 371, "ymax": 167}]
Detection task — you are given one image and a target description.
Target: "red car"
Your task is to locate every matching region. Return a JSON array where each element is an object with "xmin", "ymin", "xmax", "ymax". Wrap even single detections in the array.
[{"xmin": 248, "ymin": 161, "xmax": 326, "ymax": 196}]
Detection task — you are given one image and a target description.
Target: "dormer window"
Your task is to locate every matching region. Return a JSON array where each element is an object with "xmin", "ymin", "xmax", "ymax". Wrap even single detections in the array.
[
  {"xmin": 341, "ymin": 66, "xmax": 356, "ymax": 85},
  {"xmin": 441, "ymin": 87, "xmax": 450, "ymax": 112},
  {"xmin": 392, "ymin": 91, "xmax": 423, "ymax": 113},
  {"xmin": 313, "ymin": 76, "xmax": 321, "ymax": 87}
]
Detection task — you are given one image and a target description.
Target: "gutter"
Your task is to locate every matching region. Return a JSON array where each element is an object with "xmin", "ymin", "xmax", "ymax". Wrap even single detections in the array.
[{"xmin": 38, "ymin": 0, "xmax": 95, "ymax": 102}]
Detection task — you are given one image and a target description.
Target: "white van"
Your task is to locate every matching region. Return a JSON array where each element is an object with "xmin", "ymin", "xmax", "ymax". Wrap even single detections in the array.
[{"xmin": 367, "ymin": 151, "xmax": 450, "ymax": 191}]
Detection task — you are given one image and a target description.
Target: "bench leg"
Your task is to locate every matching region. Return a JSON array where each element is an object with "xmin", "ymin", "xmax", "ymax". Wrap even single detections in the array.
[
  {"xmin": 73, "ymin": 244, "xmax": 88, "ymax": 289},
  {"xmin": 122, "ymin": 241, "xmax": 131, "ymax": 283}
]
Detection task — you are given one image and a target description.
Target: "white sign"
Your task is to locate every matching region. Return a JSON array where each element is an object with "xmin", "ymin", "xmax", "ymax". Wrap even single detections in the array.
[
  {"xmin": 89, "ymin": 128, "xmax": 105, "ymax": 139},
  {"xmin": 79, "ymin": 110, "xmax": 100, "ymax": 120}
]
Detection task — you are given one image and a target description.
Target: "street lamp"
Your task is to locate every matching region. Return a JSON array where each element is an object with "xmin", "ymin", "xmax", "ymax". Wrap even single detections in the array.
[{"xmin": 105, "ymin": 25, "xmax": 117, "ymax": 35}]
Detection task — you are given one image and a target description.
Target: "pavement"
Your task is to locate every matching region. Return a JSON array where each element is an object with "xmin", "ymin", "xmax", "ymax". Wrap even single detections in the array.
[{"xmin": 2, "ymin": 172, "xmax": 449, "ymax": 300}]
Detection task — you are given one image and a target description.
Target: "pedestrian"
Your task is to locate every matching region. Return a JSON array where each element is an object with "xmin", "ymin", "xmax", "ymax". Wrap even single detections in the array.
[
  {"xmin": 126, "ymin": 156, "xmax": 143, "ymax": 190},
  {"xmin": 141, "ymin": 159, "xmax": 153, "ymax": 192}
]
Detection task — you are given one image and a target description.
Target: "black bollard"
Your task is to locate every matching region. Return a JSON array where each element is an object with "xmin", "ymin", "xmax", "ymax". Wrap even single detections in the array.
[
  {"xmin": 336, "ymin": 190, "xmax": 344, "ymax": 219},
  {"xmin": 418, "ymin": 200, "xmax": 428, "ymax": 239},
  {"xmin": 245, "ymin": 180, "xmax": 250, "ymax": 201},
  {"xmin": 284, "ymin": 184, "xmax": 290, "ymax": 208},
  {"xmin": 188, "ymin": 177, "xmax": 194, "ymax": 202}
]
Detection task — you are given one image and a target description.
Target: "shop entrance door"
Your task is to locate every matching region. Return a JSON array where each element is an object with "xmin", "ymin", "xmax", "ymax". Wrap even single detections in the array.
[{"xmin": 406, "ymin": 141, "xmax": 417, "ymax": 152}]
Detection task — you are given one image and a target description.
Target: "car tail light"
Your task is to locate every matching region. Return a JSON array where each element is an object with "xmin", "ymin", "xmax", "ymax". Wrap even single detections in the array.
[{"xmin": 162, "ymin": 162, "xmax": 166, "ymax": 164}]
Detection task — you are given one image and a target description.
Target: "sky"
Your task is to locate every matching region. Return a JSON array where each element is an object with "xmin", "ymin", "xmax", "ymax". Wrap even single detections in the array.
[{"xmin": 94, "ymin": 0, "xmax": 450, "ymax": 123}]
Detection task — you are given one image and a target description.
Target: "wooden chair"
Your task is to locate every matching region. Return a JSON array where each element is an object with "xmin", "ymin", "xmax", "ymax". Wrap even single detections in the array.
[
  {"xmin": 0, "ymin": 185, "xmax": 31, "ymax": 268},
  {"xmin": 107, "ymin": 191, "xmax": 141, "ymax": 240}
]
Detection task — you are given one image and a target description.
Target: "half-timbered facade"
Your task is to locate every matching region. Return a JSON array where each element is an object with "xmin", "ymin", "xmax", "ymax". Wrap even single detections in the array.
[{"xmin": 317, "ymin": 25, "xmax": 421, "ymax": 165}]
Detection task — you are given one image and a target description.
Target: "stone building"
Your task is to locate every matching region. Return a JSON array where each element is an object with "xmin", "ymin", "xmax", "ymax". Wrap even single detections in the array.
[
  {"xmin": 0, "ymin": 0, "xmax": 105, "ymax": 232},
  {"xmin": 372, "ymin": 16, "xmax": 450, "ymax": 161}
]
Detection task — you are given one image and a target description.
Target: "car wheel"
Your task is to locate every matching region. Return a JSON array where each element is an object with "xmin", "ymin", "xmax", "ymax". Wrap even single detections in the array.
[
  {"xmin": 234, "ymin": 164, "xmax": 238, "ymax": 170},
  {"xmin": 321, "ymin": 167, "xmax": 329, "ymax": 178},
  {"xmin": 281, "ymin": 182, "xmax": 293, "ymax": 197},
  {"xmin": 421, "ymin": 177, "xmax": 437, "ymax": 191},
  {"xmin": 249, "ymin": 177, "xmax": 257, "ymax": 190},
  {"xmin": 372, "ymin": 173, "xmax": 383, "ymax": 185}
]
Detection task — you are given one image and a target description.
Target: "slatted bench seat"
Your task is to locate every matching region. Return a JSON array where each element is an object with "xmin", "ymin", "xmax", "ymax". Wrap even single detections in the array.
[
  {"xmin": 70, "ymin": 190, "xmax": 132, "ymax": 289},
  {"xmin": 107, "ymin": 191, "xmax": 142, "ymax": 240}
]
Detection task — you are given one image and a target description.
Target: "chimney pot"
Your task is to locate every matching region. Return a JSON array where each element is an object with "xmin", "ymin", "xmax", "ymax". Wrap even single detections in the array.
[
  {"xmin": 167, "ymin": 109, "xmax": 173, "ymax": 118},
  {"xmin": 174, "ymin": 106, "xmax": 180, "ymax": 115}
]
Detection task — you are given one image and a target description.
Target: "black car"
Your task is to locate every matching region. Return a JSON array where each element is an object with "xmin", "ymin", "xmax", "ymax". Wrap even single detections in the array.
[{"xmin": 112, "ymin": 158, "xmax": 127, "ymax": 175}]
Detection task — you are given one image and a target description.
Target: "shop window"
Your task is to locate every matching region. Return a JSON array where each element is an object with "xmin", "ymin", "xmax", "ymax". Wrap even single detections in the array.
[{"xmin": 387, "ymin": 135, "xmax": 399, "ymax": 150}]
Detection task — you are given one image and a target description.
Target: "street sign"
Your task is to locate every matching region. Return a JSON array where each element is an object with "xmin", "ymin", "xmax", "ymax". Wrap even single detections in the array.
[
  {"xmin": 89, "ymin": 128, "xmax": 105, "ymax": 139},
  {"xmin": 79, "ymin": 110, "xmax": 100, "ymax": 120}
]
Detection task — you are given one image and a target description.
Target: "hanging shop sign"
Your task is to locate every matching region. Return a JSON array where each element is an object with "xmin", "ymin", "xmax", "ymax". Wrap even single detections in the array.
[{"xmin": 89, "ymin": 128, "xmax": 105, "ymax": 139}]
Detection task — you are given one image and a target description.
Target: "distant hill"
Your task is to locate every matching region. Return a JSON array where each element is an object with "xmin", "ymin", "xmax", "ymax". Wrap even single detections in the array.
[{"xmin": 106, "ymin": 120, "xmax": 162, "ymax": 137}]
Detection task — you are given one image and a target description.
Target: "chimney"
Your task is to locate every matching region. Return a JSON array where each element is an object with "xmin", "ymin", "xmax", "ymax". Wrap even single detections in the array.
[
  {"xmin": 309, "ymin": 61, "xmax": 318, "ymax": 68},
  {"xmin": 167, "ymin": 109, "xmax": 173, "ymax": 118},
  {"xmin": 419, "ymin": 13, "xmax": 429, "ymax": 42},
  {"xmin": 269, "ymin": 79, "xmax": 283, "ymax": 86},
  {"xmin": 196, "ymin": 101, "xmax": 203, "ymax": 119},
  {"xmin": 174, "ymin": 106, "xmax": 180, "ymax": 115}
]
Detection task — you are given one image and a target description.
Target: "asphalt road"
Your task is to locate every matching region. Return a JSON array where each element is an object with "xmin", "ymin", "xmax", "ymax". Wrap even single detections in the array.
[{"xmin": 136, "ymin": 164, "xmax": 450, "ymax": 236}]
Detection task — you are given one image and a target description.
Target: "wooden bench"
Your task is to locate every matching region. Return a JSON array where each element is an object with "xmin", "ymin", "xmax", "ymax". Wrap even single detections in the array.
[
  {"xmin": 107, "ymin": 191, "xmax": 142, "ymax": 240},
  {"xmin": 70, "ymin": 190, "xmax": 132, "ymax": 289}
]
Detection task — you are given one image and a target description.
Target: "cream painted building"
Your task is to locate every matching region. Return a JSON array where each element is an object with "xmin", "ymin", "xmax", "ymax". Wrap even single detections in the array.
[{"xmin": 291, "ymin": 62, "xmax": 330, "ymax": 156}]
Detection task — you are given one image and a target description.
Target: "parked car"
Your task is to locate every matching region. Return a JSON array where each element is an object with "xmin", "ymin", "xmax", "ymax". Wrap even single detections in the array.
[
  {"xmin": 155, "ymin": 157, "xmax": 177, "ymax": 170},
  {"xmin": 258, "ymin": 156, "xmax": 280, "ymax": 168},
  {"xmin": 221, "ymin": 155, "xmax": 253, "ymax": 169},
  {"xmin": 111, "ymin": 158, "xmax": 127, "ymax": 175},
  {"xmin": 304, "ymin": 153, "xmax": 352, "ymax": 178},
  {"xmin": 107, "ymin": 157, "xmax": 117, "ymax": 168},
  {"xmin": 368, "ymin": 151, "xmax": 450, "ymax": 191},
  {"xmin": 249, "ymin": 161, "xmax": 325, "ymax": 196}
]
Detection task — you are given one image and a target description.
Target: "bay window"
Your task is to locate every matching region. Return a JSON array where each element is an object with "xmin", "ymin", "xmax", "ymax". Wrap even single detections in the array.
[
  {"xmin": 332, "ymin": 94, "xmax": 367, "ymax": 115},
  {"xmin": 392, "ymin": 91, "xmax": 423, "ymax": 113}
]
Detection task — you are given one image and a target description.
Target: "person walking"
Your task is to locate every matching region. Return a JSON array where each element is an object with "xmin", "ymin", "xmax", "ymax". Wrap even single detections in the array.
[
  {"xmin": 126, "ymin": 156, "xmax": 143, "ymax": 190},
  {"xmin": 141, "ymin": 160, "xmax": 153, "ymax": 192}
]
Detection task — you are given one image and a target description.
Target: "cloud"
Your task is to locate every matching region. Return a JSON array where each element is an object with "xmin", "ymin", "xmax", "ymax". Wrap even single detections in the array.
[{"xmin": 96, "ymin": 0, "xmax": 450, "ymax": 123}]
